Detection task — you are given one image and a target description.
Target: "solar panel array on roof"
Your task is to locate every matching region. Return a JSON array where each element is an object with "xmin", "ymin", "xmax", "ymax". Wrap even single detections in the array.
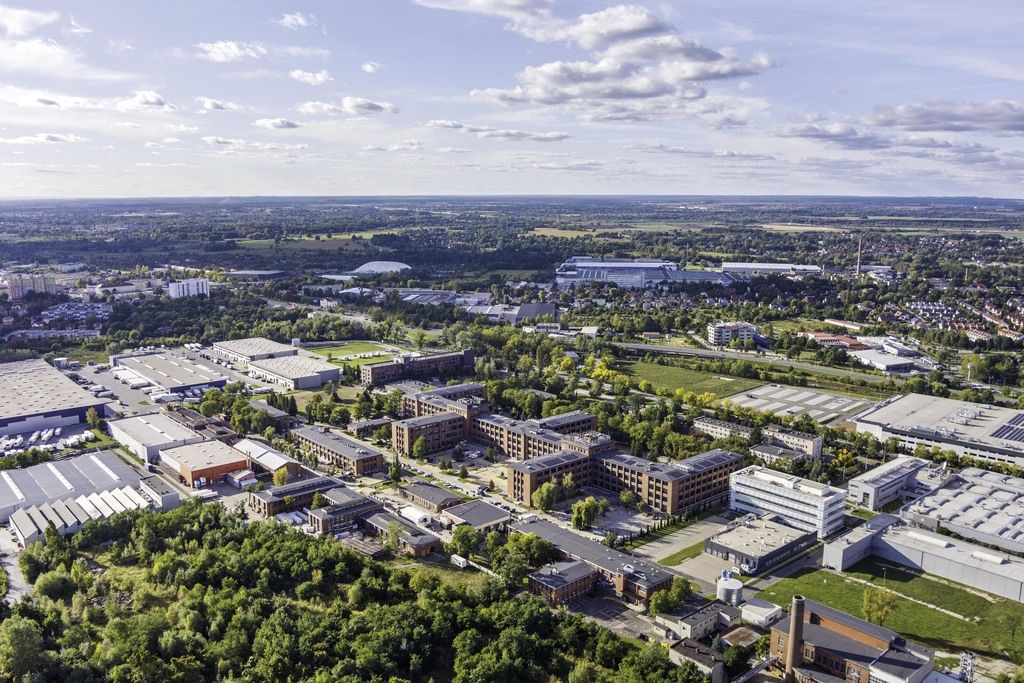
[{"xmin": 992, "ymin": 425, "xmax": 1024, "ymax": 442}]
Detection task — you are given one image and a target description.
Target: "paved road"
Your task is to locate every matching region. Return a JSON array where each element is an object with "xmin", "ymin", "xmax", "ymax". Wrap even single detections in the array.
[
  {"xmin": 617, "ymin": 342, "xmax": 890, "ymax": 386},
  {"xmin": 0, "ymin": 529, "xmax": 28, "ymax": 602}
]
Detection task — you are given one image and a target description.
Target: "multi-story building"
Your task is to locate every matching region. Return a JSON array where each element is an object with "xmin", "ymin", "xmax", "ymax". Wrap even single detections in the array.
[
  {"xmin": 391, "ymin": 412, "xmax": 467, "ymax": 456},
  {"xmin": 772, "ymin": 595, "xmax": 933, "ymax": 683},
  {"xmin": 512, "ymin": 518, "xmax": 672, "ymax": 606},
  {"xmin": 764, "ymin": 424, "xmax": 822, "ymax": 458},
  {"xmin": 360, "ymin": 349, "xmax": 475, "ymax": 386},
  {"xmin": 692, "ymin": 417, "xmax": 754, "ymax": 442},
  {"xmin": 7, "ymin": 275, "xmax": 58, "ymax": 300},
  {"xmin": 167, "ymin": 278, "xmax": 210, "ymax": 298},
  {"xmin": 292, "ymin": 426, "xmax": 384, "ymax": 476},
  {"xmin": 306, "ymin": 487, "xmax": 384, "ymax": 535},
  {"xmin": 729, "ymin": 466, "xmax": 845, "ymax": 539},
  {"xmin": 707, "ymin": 321, "xmax": 759, "ymax": 346},
  {"xmin": 508, "ymin": 448, "xmax": 743, "ymax": 516},
  {"xmin": 248, "ymin": 475, "xmax": 343, "ymax": 517},
  {"xmin": 845, "ymin": 456, "xmax": 935, "ymax": 510},
  {"xmin": 528, "ymin": 561, "xmax": 599, "ymax": 605}
]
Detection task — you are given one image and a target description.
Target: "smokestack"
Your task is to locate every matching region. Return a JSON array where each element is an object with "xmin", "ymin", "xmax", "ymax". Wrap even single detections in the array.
[
  {"xmin": 784, "ymin": 595, "xmax": 806, "ymax": 682},
  {"xmin": 856, "ymin": 237, "xmax": 863, "ymax": 277}
]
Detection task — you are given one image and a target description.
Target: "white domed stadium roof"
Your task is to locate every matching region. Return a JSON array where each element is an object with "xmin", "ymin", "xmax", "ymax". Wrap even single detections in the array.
[{"xmin": 351, "ymin": 261, "xmax": 411, "ymax": 274}]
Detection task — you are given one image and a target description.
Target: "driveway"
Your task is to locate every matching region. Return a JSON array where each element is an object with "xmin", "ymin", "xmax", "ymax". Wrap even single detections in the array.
[{"xmin": 0, "ymin": 528, "xmax": 28, "ymax": 602}]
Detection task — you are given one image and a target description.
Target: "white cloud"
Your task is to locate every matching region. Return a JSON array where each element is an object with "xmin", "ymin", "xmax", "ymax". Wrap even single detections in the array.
[
  {"xmin": 429, "ymin": 119, "xmax": 569, "ymax": 141},
  {"xmin": 361, "ymin": 61, "xmax": 383, "ymax": 74},
  {"xmin": 0, "ymin": 84, "xmax": 106, "ymax": 110},
  {"xmin": 64, "ymin": 16, "xmax": 91, "ymax": 36},
  {"xmin": 867, "ymin": 100, "xmax": 1024, "ymax": 133},
  {"xmin": 419, "ymin": 1, "xmax": 772, "ymax": 123},
  {"xmin": 778, "ymin": 122, "xmax": 890, "ymax": 150},
  {"xmin": 297, "ymin": 97, "xmax": 399, "ymax": 115},
  {"xmin": 277, "ymin": 45, "xmax": 330, "ymax": 59},
  {"xmin": 168, "ymin": 124, "xmax": 199, "ymax": 133},
  {"xmin": 195, "ymin": 41, "xmax": 267, "ymax": 62},
  {"xmin": 274, "ymin": 12, "xmax": 316, "ymax": 30},
  {"xmin": 0, "ymin": 37, "xmax": 134, "ymax": 80},
  {"xmin": 253, "ymin": 117, "xmax": 301, "ymax": 129},
  {"xmin": 289, "ymin": 69, "xmax": 332, "ymax": 85},
  {"xmin": 411, "ymin": 0, "xmax": 552, "ymax": 26},
  {"xmin": 363, "ymin": 140, "xmax": 423, "ymax": 152},
  {"xmin": 118, "ymin": 90, "xmax": 175, "ymax": 112},
  {"xmin": 0, "ymin": 132, "xmax": 84, "ymax": 144},
  {"xmin": 0, "ymin": 5, "xmax": 60, "ymax": 37},
  {"xmin": 196, "ymin": 96, "xmax": 242, "ymax": 112},
  {"xmin": 200, "ymin": 135, "xmax": 308, "ymax": 152}
]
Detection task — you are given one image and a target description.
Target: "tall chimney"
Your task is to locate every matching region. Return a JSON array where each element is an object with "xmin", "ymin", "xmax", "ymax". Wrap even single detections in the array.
[{"xmin": 784, "ymin": 595, "xmax": 806, "ymax": 682}]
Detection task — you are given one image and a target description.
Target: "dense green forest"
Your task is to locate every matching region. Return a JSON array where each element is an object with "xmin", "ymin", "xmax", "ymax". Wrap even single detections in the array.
[{"xmin": 8, "ymin": 501, "xmax": 704, "ymax": 683}]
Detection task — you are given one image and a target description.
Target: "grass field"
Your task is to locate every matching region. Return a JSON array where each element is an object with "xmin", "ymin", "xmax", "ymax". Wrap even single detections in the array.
[
  {"xmin": 758, "ymin": 563, "xmax": 1024, "ymax": 657},
  {"xmin": 287, "ymin": 385, "xmax": 361, "ymax": 410},
  {"xmin": 658, "ymin": 540, "xmax": 706, "ymax": 566},
  {"xmin": 620, "ymin": 360, "xmax": 762, "ymax": 398},
  {"xmin": 309, "ymin": 341, "xmax": 396, "ymax": 366}
]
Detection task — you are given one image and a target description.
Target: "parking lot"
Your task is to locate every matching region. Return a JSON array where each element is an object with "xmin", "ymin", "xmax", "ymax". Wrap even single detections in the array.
[
  {"xmin": 569, "ymin": 595, "xmax": 658, "ymax": 641},
  {"xmin": 725, "ymin": 384, "xmax": 876, "ymax": 424},
  {"xmin": 74, "ymin": 345, "xmax": 278, "ymax": 418}
]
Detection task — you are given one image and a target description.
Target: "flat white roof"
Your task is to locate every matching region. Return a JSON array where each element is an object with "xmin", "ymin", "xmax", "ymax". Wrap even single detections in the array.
[
  {"xmin": 160, "ymin": 440, "xmax": 248, "ymax": 472},
  {"xmin": 855, "ymin": 393, "xmax": 1024, "ymax": 456},
  {"xmin": 108, "ymin": 413, "xmax": 199, "ymax": 446},
  {"xmin": 213, "ymin": 337, "xmax": 296, "ymax": 358},
  {"xmin": 249, "ymin": 354, "xmax": 338, "ymax": 380},
  {"xmin": 0, "ymin": 358, "xmax": 107, "ymax": 423},
  {"xmin": 732, "ymin": 465, "xmax": 845, "ymax": 499},
  {"xmin": 115, "ymin": 352, "xmax": 225, "ymax": 389}
]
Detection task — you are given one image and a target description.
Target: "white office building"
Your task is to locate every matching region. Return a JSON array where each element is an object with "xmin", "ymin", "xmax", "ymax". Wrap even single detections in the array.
[
  {"xmin": 729, "ymin": 465, "xmax": 845, "ymax": 538},
  {"xmin": 707, "ymin": 321, "xmax": 759, "ymax": 346},
  {"xmin": 167, "ymin": 278, "xmax": 210, "ymax": 298}
]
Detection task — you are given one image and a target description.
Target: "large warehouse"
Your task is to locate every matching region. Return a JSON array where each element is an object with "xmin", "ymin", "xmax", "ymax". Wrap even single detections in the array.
[
  {"xmin": 853, "ymin": 393, "xmax": 1024, "ymax": 465},
  {"xmin": 112, "ymin": 352, "xmax": 227, "ymax": 394},
  {"xmin": 900, "ymin": 467, "xmax": 1024, "ymax": 555},
  {"xmin": 247, "ymin": 355, "xmax": 340, "ymax": 389},
  {"xmin": 212, "ymin": 337, "xmax": 297, "ymax": 365},
  {"xmin": 107, "ymin": 413, "xmax": 203, "ymax": 462},
  {"xmin": 0, "ymin": 359, "xmax": 109, "ymax": 436},
  {"xmin": 159, "ymin": 440, "xmax": 249, "ymax": 487},
  {"xmin": 0, "ymin": 450, "xmax": 141, "ymax": 522}
]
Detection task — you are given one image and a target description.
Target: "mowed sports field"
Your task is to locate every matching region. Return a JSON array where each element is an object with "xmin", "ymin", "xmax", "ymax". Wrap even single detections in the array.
[
  {"xmin": 309, "ymin": 341, "xmax": 397, "ymax": 366},
  {"xmin": 620, "ymin": 360, "xmax": 761, "ymax": 398}
]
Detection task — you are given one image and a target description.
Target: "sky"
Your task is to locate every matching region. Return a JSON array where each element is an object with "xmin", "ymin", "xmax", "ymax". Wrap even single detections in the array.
[{"xmin": 0, "ymin": 0, "xmax": 1022, "ymax": 198}]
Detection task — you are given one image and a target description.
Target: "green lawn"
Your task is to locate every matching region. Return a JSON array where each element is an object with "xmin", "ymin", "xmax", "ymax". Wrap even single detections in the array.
[
  {"xmin": 287, "ymin": 385, "xmax": 361, "ymax": 410},
  {"xmin": 309, "ymin": 342, "xmax": 396, "ymax": 367},
  {"xmin": 309, "ymin": 341, "xmax": 393, "ymax": 357},
  {"xmin": 758, "ymin": 565, "xmax": 1024, "ymax": 658},
  {"xmin": 620, "ymin": 360, "xmax": 762, "ymax": 398},
  {"xmin": 658, "ymin": 540, "xmax": 706, "ymax": 566}
]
